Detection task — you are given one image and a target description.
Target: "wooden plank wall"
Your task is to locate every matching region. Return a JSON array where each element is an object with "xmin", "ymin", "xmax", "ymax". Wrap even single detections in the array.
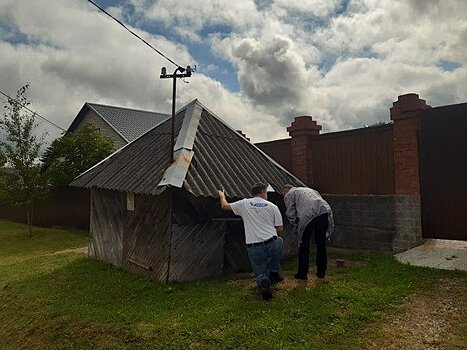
[
  {"xmin": 123, "ymin": 192, "xmax": 172, "ymax": 282},
  {"xmin": 223, "ymin": 220, "xmax": 251, "ymax": 273},
  {"xmin": 311, "ymin": 125, "xmax": 395, "ymax": 194},
  {"xmin": 88, "ymin": 188, "xmax": 300, "ymax": 282},
  {"xmin": 89, "ymin": 189, "xmax": 125, "ymax": 266},
  {"xmin": 169, "ymin": 221, "xmax": 226, "ymax": 282}
]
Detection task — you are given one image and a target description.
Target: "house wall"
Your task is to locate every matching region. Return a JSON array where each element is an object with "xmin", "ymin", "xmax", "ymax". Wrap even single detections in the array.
[{"xmin": 79, "ymin": 109, "xmax": 127, "ymax": 150}]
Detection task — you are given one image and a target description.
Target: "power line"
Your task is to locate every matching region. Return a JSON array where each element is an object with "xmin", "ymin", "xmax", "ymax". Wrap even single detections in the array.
[
  {"xmin": 0, "ymin": 90, "xmax": 67, "ymax": 132},
  {"xmin": 87, "ymin": 0, "xmax": 183, "ymax": 68}
]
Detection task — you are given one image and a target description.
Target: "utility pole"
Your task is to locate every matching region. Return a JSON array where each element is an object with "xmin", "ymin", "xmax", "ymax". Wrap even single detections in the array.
[{"xmin": 160, "ymin": 66, "xmax": 193, "ymax": 164}]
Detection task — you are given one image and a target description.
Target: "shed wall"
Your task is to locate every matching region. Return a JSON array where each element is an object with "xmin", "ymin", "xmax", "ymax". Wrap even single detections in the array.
[
  {"xmin": 89, "ymin": 189, "xmax": 125, "ymax": 266},
  {"xmin": 123, "ymin": 192, "xmax": 172, "ymax": 281},
  {"xmin": 169, "ymin": 221, "xmax": 226, "ymax": 282}
]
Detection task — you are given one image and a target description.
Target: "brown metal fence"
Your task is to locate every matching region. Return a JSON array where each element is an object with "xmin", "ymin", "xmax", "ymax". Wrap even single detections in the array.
[
  {"xmin": 0, "ymin": 187, "xmax": 90, "ymax": 230},
  {"xmin": 255, "ymin": 138, "xmax": 293, "ymax": 172},
  {"xmin": 419, "ymin": 103, "xmax": 467, "ymax": 240},
  {"xmin": 310, "ymin": 125, "xmax": 395, "ymax": 194}
]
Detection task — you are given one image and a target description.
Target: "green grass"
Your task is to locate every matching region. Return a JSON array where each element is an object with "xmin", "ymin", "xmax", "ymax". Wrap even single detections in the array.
[{"xmin": 0, "ymin": 219, "xmax": 465, "ymax": 349}]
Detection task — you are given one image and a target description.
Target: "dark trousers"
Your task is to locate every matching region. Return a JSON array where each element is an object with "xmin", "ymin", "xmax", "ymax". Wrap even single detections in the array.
[{"xmin": 297, "ymin": 213, "xmax": 329, "ymax": 278}]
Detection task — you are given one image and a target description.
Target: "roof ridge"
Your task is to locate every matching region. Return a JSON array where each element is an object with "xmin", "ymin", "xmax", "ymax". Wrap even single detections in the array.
[
  {"xmin": 86, "ymin": 103, "xmax": 130, "ymax": 143},
  {"xmin": 72, "ymin": 111, "xmax": 174, "ymax": 182},
  {"xmin": 86, "ymin": 102, "xmax": 169, "ymax": 116}
]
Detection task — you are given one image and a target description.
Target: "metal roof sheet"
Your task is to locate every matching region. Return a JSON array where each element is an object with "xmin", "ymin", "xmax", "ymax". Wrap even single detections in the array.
[
  {"xmin": 71, "ymin": 100, "xmax": 304, "ymax": 198},
  {"xmin": 87, "ymin": 103, "xmax": 170, "ymax": 142}
]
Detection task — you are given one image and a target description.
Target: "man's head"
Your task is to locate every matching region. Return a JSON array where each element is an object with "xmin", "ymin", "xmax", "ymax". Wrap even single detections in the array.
[
  {"xmin": 251, "ymin": 182, "xmax": 268, "ymax": 199},
  {"xmin": 281, "ymin": 184, "xmax": 294, "ymax": 196}
]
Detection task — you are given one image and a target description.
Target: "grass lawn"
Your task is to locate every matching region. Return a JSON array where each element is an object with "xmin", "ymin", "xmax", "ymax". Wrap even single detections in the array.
[{"xmin": 0, "ymin": 219, "xmax": 466, "ymax": 349}]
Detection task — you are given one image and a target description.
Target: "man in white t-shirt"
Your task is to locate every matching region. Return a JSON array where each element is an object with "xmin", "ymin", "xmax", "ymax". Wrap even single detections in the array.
[{"xmin": 218, "ymin": 182, "xmax": 284, "ymax": 301}]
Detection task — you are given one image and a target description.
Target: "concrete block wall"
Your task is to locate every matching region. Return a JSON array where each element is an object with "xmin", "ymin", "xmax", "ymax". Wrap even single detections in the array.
[
  {"xmin": 392, "ymin": 195, "xmax": 424, "ymax": 252},
  {"xmin": 323, "ymin": 194, "xmax": 423, "ymax": 252}
]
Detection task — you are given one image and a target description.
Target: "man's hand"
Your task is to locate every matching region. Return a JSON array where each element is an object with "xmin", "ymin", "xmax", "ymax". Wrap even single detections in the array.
[
  {"xmin": 275, "ymin": 225, "xmax": 284, "ymax": 235},
  {"xmin": 218, "ymin": 188, "xmax": 231, "ymax": 211}
]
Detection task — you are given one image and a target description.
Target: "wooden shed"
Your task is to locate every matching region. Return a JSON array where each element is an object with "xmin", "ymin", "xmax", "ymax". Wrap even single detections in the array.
[{"xmin": 71, "ymin": 100, "xmax": 304, "ymax": 282}]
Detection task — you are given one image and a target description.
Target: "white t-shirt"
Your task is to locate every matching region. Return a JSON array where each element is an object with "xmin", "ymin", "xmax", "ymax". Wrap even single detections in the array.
[{"xmin": 230, "ymin": 197, "xmax": 283, "ymax": 244}]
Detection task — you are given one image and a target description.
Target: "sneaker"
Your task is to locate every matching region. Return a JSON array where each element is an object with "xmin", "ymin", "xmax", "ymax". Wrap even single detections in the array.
[
  {"xmin": 316, "ymin": 274, "xmax": 325, "ymax": 279},
  {"xmin": 260, "ymin": 278, "xmax": 272, "ymax": 301},
  {"xmin": 269, "ymin": 271, "xmax": 284, "ymax": 285},
  {"xmin": 294, "ymin": 273, "xmax": 308, "ymax": 280}
]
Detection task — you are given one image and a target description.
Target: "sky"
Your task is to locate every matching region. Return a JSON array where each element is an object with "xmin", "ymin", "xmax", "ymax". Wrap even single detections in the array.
[{"xmin": 0, "ymin": 0, "xmax": 466, "ymax": 145}]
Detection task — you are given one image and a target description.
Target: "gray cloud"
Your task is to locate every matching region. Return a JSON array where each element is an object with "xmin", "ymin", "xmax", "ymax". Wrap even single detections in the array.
[
  {"xmin": 232, "ymin": 36, "xmax": 312, "ymax": 107},
  {"xmin": 1, "ymin": 0, "xmax": 467, "ymax": 146}
]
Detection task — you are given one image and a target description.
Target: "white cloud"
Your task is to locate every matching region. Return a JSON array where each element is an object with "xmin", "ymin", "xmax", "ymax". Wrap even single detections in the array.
[{"xmin": 1, "ymin": 0, "xmax": 466, "ymax": 148}]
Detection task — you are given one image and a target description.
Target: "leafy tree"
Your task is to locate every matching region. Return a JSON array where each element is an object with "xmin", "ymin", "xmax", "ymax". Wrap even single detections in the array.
[
  {"xmin": 0, "ymin": 84, "xmax": 50, "ymax": 237},
  {"xmin": 42, "ymin": 123, "xmax": 114, "ymax": 187}
]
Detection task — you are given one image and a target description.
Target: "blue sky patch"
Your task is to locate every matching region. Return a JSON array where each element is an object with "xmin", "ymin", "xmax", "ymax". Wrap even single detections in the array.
[{"xmin": 438, "ymin": 60, "xmax": 461, "ymax": 72}]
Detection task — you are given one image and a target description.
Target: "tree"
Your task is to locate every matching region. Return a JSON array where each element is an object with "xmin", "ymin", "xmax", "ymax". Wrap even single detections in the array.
[
  {"xmin": 0, "ymin": 84, "xmax": 50, "ymax": 237},
  {"xmin": 42, "ymin": 123, "xmax": 114, "ymax": 187}
]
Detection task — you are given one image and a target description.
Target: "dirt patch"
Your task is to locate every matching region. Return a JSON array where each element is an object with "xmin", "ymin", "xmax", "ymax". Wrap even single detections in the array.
[
  {"xmin": 365, "ymin": 278, "xmax": 467, "ymax": 350},
  {"xmin": 227, "ymin": 272, "xmax": 329, "ymax": 301},
  {"xmin": 48, "ymin": 246, "xmax": 87, "ymax": 256}
]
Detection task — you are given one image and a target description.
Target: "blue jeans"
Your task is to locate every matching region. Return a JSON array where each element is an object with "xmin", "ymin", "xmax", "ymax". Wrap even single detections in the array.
[{"xmin": 247, "ymin": 236, "xmax": 283, "ymax": 287}]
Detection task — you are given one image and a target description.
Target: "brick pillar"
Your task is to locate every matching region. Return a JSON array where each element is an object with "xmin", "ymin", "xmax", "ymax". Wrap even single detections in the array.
[
  {"xmin": 390, "ymin": 93, "xmax": 431, "ymax": 195},
  {"xmin": 287, "ymin": 116, "xmax": 321, "ymax": 184}
]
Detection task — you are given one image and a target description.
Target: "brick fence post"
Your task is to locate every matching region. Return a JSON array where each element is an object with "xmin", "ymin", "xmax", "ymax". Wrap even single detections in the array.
[
  {"xmin": 390, "ymin": 93, "xmax": 431, "ymax": 252},
  {"xmin": 287, "ymin": 116, "xmax": 321, "ymax": 185},
  {"xmin": 390, "ymin": 93, "xmax": 431, "ymax": 195}
]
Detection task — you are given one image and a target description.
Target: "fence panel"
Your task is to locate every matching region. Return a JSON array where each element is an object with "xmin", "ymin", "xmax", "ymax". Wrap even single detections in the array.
[
  {"xmin": 419, "ymin": 104, "xmax": 467, "ymax": 240},
  {"xmin": 311, "ymin": 125, "xmax": 395, "ymax": 194},
  {"xmin": 255, "ymin": 138, "xmax": 292, "ymax": 172},
  {"xmin": 0, "ymin": 187, "xmax": 90, "ymax": 230}
]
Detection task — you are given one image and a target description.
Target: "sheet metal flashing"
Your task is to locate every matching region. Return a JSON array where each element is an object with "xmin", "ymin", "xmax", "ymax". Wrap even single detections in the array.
[
  {"xmin": 173, "ymin": 100, "xmax": 202, "ymax": 152},
  {"xmin": 157, "ymin": 149, "xmax": 194, "ymax": 188}
]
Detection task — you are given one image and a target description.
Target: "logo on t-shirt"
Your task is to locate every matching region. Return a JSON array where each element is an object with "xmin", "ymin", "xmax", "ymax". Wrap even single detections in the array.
[{"xmin": 251, "ymin": 202, "xmax": 268, "ymax": 208}]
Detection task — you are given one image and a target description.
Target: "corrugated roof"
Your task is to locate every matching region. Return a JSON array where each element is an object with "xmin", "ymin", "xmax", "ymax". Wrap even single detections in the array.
[
  {"xmin": 71, "ymin": 110, "xmax": 185, "ymax": 194},
  {"xmin": 71, "ymin": 100, "xmax": 304, "ymax": 198},
  {"xmin": 87, "ymin": 103, "xmax": 170, "ymax": 142}
]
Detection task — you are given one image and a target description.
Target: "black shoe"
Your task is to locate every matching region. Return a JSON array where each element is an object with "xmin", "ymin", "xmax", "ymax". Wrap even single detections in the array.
[
  {"xmin": 260, "ymin": 278, "xmax": 272, "ymax": 301},
  {"xmin": 261, "ymin": 289, "xmax": 273, "ymax": 301},
  {"xmin": 294, "ymin": 273, "xmax": 308, "ymax": 280},
  {"xmin": 316, "ymin": 274, "xmax": 325, "ymax": 279},
  {"xmin": 269, "ymin": 271, "xmax": 284, "ymax": 285}
]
